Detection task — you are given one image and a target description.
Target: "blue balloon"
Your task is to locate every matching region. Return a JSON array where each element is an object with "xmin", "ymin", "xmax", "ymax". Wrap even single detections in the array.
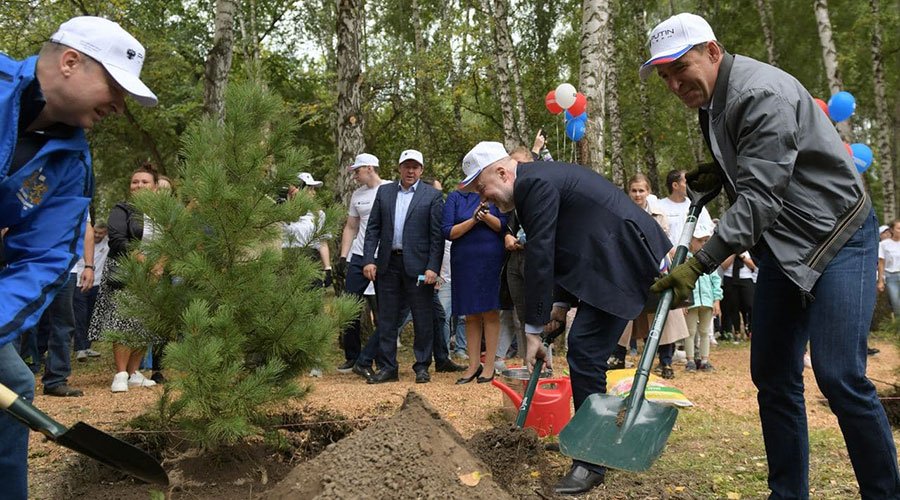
[
  {"xmin": 566, "ymin": 120, "xmax": 585, "ymax": 141},
  {"xmin": 828, "ymin": 91, "xmax": 856, "ymax": 122},
  {"xmin": 850, "ymin": 143, "xmax": 873, "ymax": 173},
  {"xmin": 565, "ymin": 110, "xmax": 587, "ymax": 122}
]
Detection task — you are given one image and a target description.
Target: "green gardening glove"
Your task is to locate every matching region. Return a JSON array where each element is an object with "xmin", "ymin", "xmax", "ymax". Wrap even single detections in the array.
[
  {"xmin": 649, "ymin": 257, "xmax": 704, "ymax": 304},
  {"xmin": 685, "ymin": 161, "xmax": 722, "ymax": 193}
]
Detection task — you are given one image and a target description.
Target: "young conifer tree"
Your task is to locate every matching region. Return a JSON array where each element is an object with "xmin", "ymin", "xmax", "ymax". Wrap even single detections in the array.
[{"xmin": 110, "ymin": 80, "xmax": 359, "ymax": 447}]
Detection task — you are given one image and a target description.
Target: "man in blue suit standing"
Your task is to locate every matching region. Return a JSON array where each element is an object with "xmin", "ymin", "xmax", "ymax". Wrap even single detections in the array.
[
  {"xmin": 363, "ymin": 150, "xmax": 445, "ymax": 384},
  {"xmin": 460, "ymin": 141, "xmax": 671, "ymax": 495}
]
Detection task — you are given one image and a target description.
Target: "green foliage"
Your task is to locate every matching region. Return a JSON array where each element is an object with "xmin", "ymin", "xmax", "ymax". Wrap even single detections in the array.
[{"xmin": 114, "ymin": 80, "xmax": 359, "ymax": 448}]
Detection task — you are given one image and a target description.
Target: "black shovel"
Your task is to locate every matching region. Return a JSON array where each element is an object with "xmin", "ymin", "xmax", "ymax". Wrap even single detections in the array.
[
  {"xmin": 0, "ymin": 381, "xmax": 169, "ymax": 485},
  {"xmin": 558, "ymin": 184, "xmax": 720, "ymax": 472},
  {"xmin": 515, "ymin": 324, "xmax": 566, "ymax": 428}
]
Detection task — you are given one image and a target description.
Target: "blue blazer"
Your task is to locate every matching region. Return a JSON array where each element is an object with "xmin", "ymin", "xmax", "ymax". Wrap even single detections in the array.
[
  {"xmin": 363, "ymin": 181, "xmax": 444, "ymax": 277},
  {"xmin": 513, "ymin": 162, "xmax": 672, "ymax": 325}
]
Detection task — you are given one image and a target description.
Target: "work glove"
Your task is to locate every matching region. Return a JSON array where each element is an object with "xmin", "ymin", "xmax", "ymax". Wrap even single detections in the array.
[
  {"xmin": 649, "ymin": 257, "xmax": 704, "ymax": 304},
  {"xmin": 685, "ymin": 161, "xmax": 722, "ymax": 194},
  {"xmin": 323, "ymin": 269, "xmax": 333, "ymax": 288},
  {"xmin": 336, "ymin": 257, "xmax": 348, "ymax": 278}
]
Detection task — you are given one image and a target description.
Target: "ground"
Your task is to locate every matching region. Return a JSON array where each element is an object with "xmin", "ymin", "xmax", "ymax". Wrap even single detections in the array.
[{"xmin": 26, "ymin": 334, "xmax": 900, "ymax": 499}]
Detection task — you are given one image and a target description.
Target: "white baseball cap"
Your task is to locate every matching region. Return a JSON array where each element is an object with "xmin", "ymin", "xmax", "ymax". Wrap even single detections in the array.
[
  {"xmin": 458, "ymin": 141, "xmax": 508, "ymax": 191},
  {"xmin": 50, "ymin": 16, "xmax": 157, "ymax": 106},
  {"xmin": 880, "ymin": 225, "xmax": 890, "ymax": 234},
  {"xmin": 349, "ymin": 153, "xmax": 379, "ymax": 171},
  {"xmin": 297, "ymin": 172, "xmax": 323, "ymax": 187},
  {"xmin": 639, "ymin": 13, "xmax": 717, "ymax": 81},
  {"xmin": 398, "ymin": 149, "xmax": 424, "ymax": 166}
]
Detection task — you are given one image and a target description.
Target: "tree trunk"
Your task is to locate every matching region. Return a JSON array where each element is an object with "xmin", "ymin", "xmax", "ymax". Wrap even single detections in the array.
[
  {"xmin": 813, "ymin": 0, "xmax": 851, "ymax": 140},
  {"xmin": 483, "ymin": 0, "xmax": 521, "ymax": 149},
  {"xmin": 634, "ymin": 8, "xmax": 659, "ymax": 193},
  {"xmin": 493, "ymin": 0, "xmax": 529, "ymax": 144},
  {"xmin": 755, "ymin": 0, "xmax": 778, "ymax": 67},
  {"xmin": 203, "ymin": 0, "xmax": 237, "ymax": 124},
  {"xmin": 335, "ymin": 0, "xmax": 366, "ymax": 206},
  {"xmin": 606, "ymin": 5, "xmax": 623, "ymax": 187},
  {"xmin": 577, "ymin": 0, "xmax": 610, "ymax": 174},
  {"xmin": 870, "ymin": 0, "xmax": 897, "ymax": 220}
]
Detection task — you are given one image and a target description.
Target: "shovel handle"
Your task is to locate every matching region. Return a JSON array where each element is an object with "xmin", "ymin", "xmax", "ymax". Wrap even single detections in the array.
[
  {"xmin": 0, "ymin": 382, "xmax": 68, "ymax": 439},
  {"xmin": 516, "ymin": 324, "xmax": 565, "ymax": 428}
]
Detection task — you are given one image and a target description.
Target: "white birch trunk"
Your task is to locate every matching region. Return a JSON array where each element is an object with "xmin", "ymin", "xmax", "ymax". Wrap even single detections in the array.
[
  {"xmin": 578, "ymin": 0, "xmax": 609, "ymax": 174},
  {"xmin": 483, "ymin": 0, "xmax": 520, "ymax": 149},
  {"xmin": 606, "ymin": 9, "xmax": 623, "ymax": 186},
  {"xmin": 755, "ymin": 0, "xmax": 778, "ymax": 67},
  {"xmin": 336, "ymin": 0, "xmax": 366, "ymax": 206},
  {"xmin": 203, "ymin": 0, "xmax": 237, "ymax": 124},
  {"xmin": 870, "ymin": 0, "xmax": 897, "ymax": 219},
  {"xmin": 813, "ymin": 0, "xmax": 851, "ymax": 140}
]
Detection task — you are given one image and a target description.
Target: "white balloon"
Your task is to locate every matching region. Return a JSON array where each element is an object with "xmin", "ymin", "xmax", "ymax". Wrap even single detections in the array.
[{"xmin": 555, "ymin": 83, "xmax": 577, "ymax": 109}]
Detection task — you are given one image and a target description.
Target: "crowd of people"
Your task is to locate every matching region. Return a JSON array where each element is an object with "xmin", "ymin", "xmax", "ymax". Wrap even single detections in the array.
[{"xmin": 2, "ymin": 12, "xmax": 900, "ymax": 500}]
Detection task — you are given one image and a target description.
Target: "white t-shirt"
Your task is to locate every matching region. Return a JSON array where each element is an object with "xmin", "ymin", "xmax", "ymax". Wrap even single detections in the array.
[
  {"xmin": 654, "ymin": 196, "xmax": 713, "ymax": 247},
  {"xmin": 721, "ymin": 251, "xmax": 755, "ymax": 279},
  {"xmin": 74, "ymin": 237, "xmax": 109, "ymax": 287},
  {"xmin": 439, "ymin": 240, "xmax": 452, "ymax": 284},
  {"xmin": 347, "ymin": 180, "xmax": 392, "ymax": 260},
  {"xmin": 880, "ymin": 239, "xmax": 900, "ymax": 273},
  {"xmin": 283, "ymin": 210, "xmax": 330, "ymax": 249}
]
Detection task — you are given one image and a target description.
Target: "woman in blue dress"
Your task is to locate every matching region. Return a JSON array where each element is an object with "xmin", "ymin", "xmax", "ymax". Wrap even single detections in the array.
[{"xmin": 442, "ymin": 190, "xmax": 508, "ymax": 383}]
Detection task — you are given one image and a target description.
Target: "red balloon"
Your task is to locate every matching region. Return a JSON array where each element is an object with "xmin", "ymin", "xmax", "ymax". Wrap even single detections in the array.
[
  {"xmin": 814, "ymin": 98, "xmax": 829, "ymax": 117},
  {"xmin": 545, "ymin": 90, "xmax": 563, "ymax": 115},
  {"xmin": 844, "ymin": 142, "xmax": 852, "ymax": 158},
  {"xmin": 568, "ymin": 92, "xmax": 587, "ymax": 117}
]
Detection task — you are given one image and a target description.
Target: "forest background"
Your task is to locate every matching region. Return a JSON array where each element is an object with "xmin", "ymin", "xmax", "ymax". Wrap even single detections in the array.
[{"xmin": 1, "ymin": 0, "xmax": 897, "ymax": 222}]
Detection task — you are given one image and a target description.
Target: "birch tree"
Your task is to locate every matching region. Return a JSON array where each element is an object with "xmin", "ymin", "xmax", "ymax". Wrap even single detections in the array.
[
  {"xmin": 755, "ymin": 0, "xmax": 778, "ymax": 67},
  {"xmin": 203, "ymin": 0, "xmax": 237, "ymax": 123},
  {"xmin": 483, "ymin": 0, "xmax": 527, "ymax": 149},
  {"xmin": 336, "ymin": 0, "xmax": 366, "ymax": 205},
  {"xmin": 578, "ymin": 0, "xmax": 610, "ymax": 173},
  {"xmin": 813, "ymin": 0, "xmax": 851, "ymax": 140},
  {"xmin": 869, "ymin": 0, "xmax": 897, "ymax": 220},
  {"xmin": 606, "ymin": 4, "xmax": 624, "ymax": 186}
]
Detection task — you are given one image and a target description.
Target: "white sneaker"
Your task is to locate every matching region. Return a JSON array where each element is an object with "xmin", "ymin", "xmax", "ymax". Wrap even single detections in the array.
[
  {"xmin": 673, "ymin": 350, "xmax": 687, "ymax": 365},
  {"xmin": 128, "ymin": 371, "xmax": 157, "ymax": 387},
  {"xmin": 309, "ymin": 368, "xmax": 323, "ymax": 377},
  {"xmin": 76, "ymin": 350, "xmax": 88, "ymax": 362},
  {"xmin": 84, "ymin": 348, "xmax": 101, "ymax": 357},
  {"xmin": 111, "ymin": 372, "xmax": 129, "ymax": 392},
  {"xmin": 494, "ymin": 359, "xmax": 507, "ymax": 373}
]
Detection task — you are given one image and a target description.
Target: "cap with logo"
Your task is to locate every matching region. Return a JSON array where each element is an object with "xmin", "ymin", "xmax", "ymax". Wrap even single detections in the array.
[
  {"xmin": 349, "ymin": 153, "xmax": 380, "ymax": 171},
  {"xmin": 639, "ymin": 13, "xmax": 717, "ymax": 81},
  {"xmin": 398, "ymin": 149, "xmax": 424, "ymax": 166},
  {"xmin": 458, "ymin": 141, "xmax": 508, "ymax": 191},
  {"xmin": 297, "ymin": 172, "xmax": 323, "ymax": 187},
  {"xmin": 50, "ymin": 16, "xmax": 157, "ymax": 106}
]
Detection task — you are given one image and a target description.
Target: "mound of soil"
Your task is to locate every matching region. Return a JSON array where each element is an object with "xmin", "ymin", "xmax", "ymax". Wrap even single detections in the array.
[
  {"xmin": 468, "ymin": 424, "xmax": 556, "ymax": 498},
  {"xmin": 266, "ymin": 390, "xmax": 513, "ymax": 499}
]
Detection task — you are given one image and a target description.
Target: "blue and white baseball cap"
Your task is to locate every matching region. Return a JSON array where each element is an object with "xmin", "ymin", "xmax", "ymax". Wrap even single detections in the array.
[
  {"xmin": 639, "ymin": 13, "xmax": 717, "ymax": 81},
  {"xmin": 50, "ymin": 16, "xmax": 157, "ymax": 106},
  {"xmin": 458, "ymin": 141, "xmax": 508, "ymax": 191}
]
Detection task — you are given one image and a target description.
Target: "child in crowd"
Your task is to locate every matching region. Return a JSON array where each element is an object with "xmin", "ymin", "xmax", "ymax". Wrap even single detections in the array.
[{"xmin": 684, "ymin": 223, "xmax": 722, "ymax": 372}]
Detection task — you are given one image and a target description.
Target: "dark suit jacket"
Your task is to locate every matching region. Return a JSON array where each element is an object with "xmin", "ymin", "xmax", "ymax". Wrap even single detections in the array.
[
  {"xmin": 513, "ymin": 162, "xmax": 672, "ymax": 325},
  {"xmin": 363, "ymin": 180, "xmax": 444, "ymax": 277}
]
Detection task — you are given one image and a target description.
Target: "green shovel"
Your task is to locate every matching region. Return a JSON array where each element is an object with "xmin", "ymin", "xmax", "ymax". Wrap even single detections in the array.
[
  {"xmin": 515, "ymin": 324, "xmax": 566, "ymax": 428},
  {"xmin": 0, "ymin": 382, "xmax": 169, "ymax": 485},
  {"xmin": 558, "ymin": 184, "xmax": 720, "ymax": 472}
]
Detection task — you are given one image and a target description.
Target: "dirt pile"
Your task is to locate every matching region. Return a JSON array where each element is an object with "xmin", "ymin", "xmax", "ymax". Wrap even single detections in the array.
[
  {"xmin": 265, "ymin": 390, "xmax": 513, "ymax": 499},
  {"xmin": 468, "ymin": 424, "xmax": 556, "ymax": 498}
]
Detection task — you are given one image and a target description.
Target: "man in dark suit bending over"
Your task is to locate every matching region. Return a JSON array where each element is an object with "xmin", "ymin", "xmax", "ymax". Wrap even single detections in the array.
[
  {"xmin": 459, "ymin": 141, "xmax": 671, "ymax": 495},
  {"xmin": 363, "ymin": 149, "xmax": 445, "ymax": 384}
]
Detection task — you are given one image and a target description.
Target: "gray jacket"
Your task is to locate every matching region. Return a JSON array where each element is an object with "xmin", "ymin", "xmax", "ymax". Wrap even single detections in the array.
[{"xmin": 697, "ymin": 53, "xmax": 870, "ymax": 294}]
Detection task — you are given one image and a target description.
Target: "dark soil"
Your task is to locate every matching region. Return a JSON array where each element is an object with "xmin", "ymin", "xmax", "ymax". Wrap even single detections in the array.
[
  {"xmin": 265, "ymin": 390, "xmax": 513, "ymax": 499},
  {"xmin": 468, "ymin": 424, "xmax": 556, "ymax": 499},
  {"xmin": 881, "ymin": 388, "xmax": 900, "ymax": 428}
]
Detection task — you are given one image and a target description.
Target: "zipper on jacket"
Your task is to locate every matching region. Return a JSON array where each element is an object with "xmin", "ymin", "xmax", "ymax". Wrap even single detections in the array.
[{"xmin": 806, "ymin": 193, "xmax": 867, "ymax": 270}]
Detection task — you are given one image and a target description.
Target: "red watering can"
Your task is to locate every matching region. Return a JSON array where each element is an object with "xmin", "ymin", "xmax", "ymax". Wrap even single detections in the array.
[{"xmin": 492, "ymin": 375, "xmax": 572, "ymax": 437}]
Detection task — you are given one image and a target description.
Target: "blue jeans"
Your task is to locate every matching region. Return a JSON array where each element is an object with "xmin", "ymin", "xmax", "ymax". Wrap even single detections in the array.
[
  {"xmin": 341, "ymin": 254, "xmax": 370, "ymax": 362},
  {"xmin": 751, "ymin": 212, "xmax": 900, "ymax": 499},
  {"xmin": 40, "ymin": 276, "xmax": 76, "ymax": 389},
  {"xmin": 0, "ymin": 341, "xmax": 36, "ymax": 499},
  {"xmin": 436, "ymin": 283, "xmax": 453, "ymax": 352},
  {"xmin": 884, "ymin": 272, "xmax": 900, "ymax": 324},
  {"xmin": 72, "ymin": 284, "xmax": 98, "ymax": 352}
]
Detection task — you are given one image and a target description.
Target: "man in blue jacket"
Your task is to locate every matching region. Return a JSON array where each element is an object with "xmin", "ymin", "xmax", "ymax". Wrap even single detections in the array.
[{"xmin": 0, "ymin": 17, "xmax": 157, "ymax": 498}]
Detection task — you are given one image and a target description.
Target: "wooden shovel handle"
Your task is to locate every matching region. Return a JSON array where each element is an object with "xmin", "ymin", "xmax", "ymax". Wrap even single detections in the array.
[{"xmin": 0, "ymin": 382, "xmax": 18, "ymax": 409}]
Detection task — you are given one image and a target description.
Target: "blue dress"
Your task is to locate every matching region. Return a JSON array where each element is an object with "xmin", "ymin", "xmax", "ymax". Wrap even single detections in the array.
[{"xmin": 442, "ymin": 191, "xmax": 508, "ymax": 316}]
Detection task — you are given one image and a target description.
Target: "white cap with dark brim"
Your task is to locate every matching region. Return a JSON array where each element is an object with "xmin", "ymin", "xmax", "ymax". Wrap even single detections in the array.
[
  {"xmin": 458, "ymin": 141, "xmax": 508, "ymax": 191},
  {"xmin": 639, "ymin": 13, "xmax": 717, "ymax": 81}
]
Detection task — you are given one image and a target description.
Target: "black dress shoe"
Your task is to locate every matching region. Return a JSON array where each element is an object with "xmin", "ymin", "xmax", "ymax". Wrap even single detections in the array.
[
  {"xmin": 352, "ymin": 363, "xmax": 374, "ymax": 380},
  {"xmin": 435, "ymin": 360, "xmax": 466, "ymax": 373},
  {"xmin": 43, "ymin": 384, "xmax": 84, "ymax": 397},
  {"xmin": 415, "ymin": 370, "xmax": 431, "ymax": 383},
  {"xmin": 366, "ymin": 369, "xmax": 399, "ymax": 384},
  {"xmin": 476, "ymin": 374, "xmax": 495, "ymax": 383},
  {"xmin": 554, "ymin": 464, "xmax": 606, "ymax": 495},
  {"xmin": 455, "ymin": 365, "xmax": 483, "ymax": 385}
]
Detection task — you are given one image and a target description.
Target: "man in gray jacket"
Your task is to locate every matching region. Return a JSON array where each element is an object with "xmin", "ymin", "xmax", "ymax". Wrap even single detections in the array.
[{"xmin": 645, "ymin": 13, "xmax": 899, "ymax": 500}]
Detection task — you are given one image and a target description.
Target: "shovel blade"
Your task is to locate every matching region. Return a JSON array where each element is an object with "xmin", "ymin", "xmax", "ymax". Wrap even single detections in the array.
[
  {"xmin": 558, "ymin": 393, "xmax": 678, "ymax": 472},
  {"xmin": 57, "ymin": 422, "xmax": 169, "ymax": 485}
]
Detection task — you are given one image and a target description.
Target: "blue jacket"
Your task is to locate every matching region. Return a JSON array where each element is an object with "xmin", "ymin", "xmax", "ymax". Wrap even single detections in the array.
[
  {"xmin": 0, "ymin": 54, "xmax": 93, "ymax": 347},
  {"xmin": 687, "ymin": 252, "xmax": 723, "ymax": 309}
]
